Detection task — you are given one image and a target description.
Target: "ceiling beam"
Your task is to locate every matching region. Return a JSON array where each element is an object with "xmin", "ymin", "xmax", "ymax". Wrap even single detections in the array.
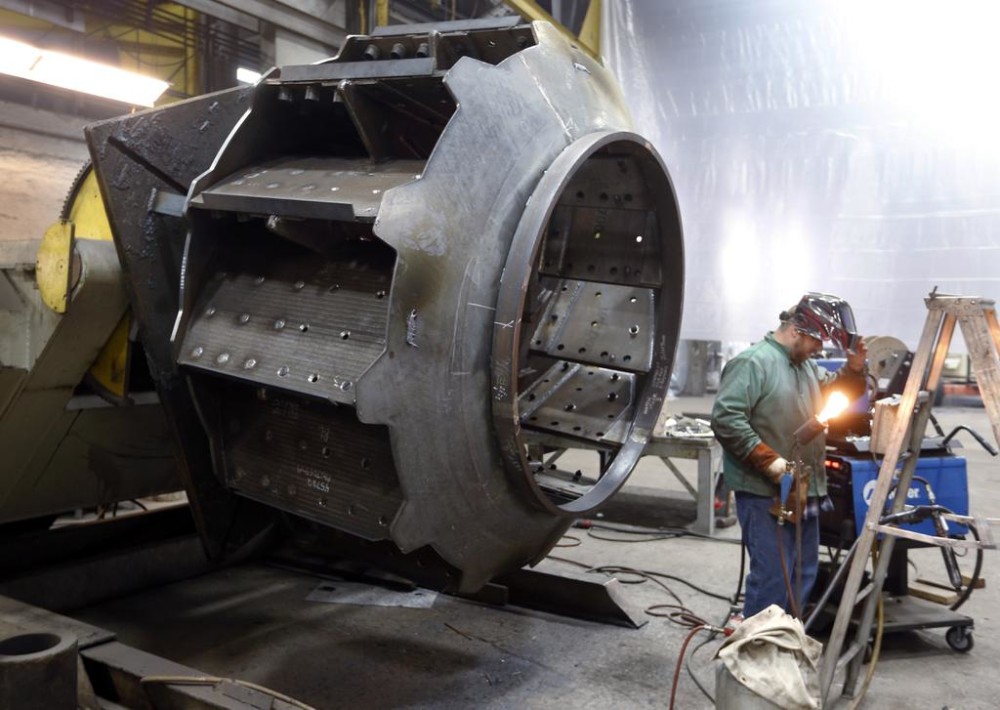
[
  {"xmin": 0, "ymin": 0, "xmax": 85, "ymax": 31},
  {"xmin": 176, "ymin": 0, "xmax": 348, "ymax": 50},
  {"xmin": 171, "ymin": 0, "xmax": 260, "ymax": 33}
]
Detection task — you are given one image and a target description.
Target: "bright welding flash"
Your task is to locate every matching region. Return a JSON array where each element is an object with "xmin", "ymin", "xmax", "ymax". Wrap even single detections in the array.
[{"xmin": 817, "ymin": 391, "xmax": 849, "ymax": 424}]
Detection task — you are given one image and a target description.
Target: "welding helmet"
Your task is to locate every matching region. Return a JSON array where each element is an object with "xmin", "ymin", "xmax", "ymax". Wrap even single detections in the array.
[{"xmin": 785, "ymin": 293, "xmax": 859, "ymax": 351}]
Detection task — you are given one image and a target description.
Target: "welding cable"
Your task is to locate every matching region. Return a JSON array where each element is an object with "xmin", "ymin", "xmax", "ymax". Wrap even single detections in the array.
[
  {"xmin": 554, "ymin": 534, "xmax": 582, "ymax": 548},
  {"xmin": 547, "ymin": 556, "xmax": 731, "ymax": 631},
  {"xmin": 574, "ymin": 520, "xmax": 742, "ymax": 545},
  {"xmin": 908, "ymin": 521, "xmax": 986, "ymax": 612},
  {"xmin": 545, "ymin": 556, "xmax": 687, "ymax": 609},
  {"xmin": 140, "ymin": 675, "xmax": 317, "ymax": 710},
  {"xmin": 804, "ymin": 535, "xmax": 863, "ymax": 633},
  {"xmin": 685, "ymin": 627, "xmax": 722, "ymax": 703},
  {"xmin": 548, "ymin": 555, "xmax": 734, "ymax": 603},
  {"xmin": 668, "ymin": 625, "xmax": 709, "ymax": 710},
  {"xmin": 733, "ymin": 534, "xmax": 747, "ymax": 608},
  {"xmin": 596, "ymin": 565, "xmax": 735, "ymax": 604},
  {"xmin": 848, "ymin": 545, "xmax": 886, "ymax": 710},
  {"xmin": 950, "ymin": 522, "xmax": 983, "ymax": 611},
  {"xmin": 585, "ymin": 529, "xmax": 682, "ymax": 543}
]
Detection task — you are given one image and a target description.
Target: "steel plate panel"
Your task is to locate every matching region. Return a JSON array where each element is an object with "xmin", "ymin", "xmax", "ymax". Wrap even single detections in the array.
[
  {"xmin": 224, "ymin": 388, "xmax": 401, "ymax": 540},
  {"xmin": 531, "ymin": 280, "xmax": 655, "ymax": 372}
]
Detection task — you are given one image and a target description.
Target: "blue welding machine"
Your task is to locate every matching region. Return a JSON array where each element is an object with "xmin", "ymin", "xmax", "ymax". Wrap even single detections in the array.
[{"xmin": 823, "ymin": 453, "xmax": 969, "ymax": 539}]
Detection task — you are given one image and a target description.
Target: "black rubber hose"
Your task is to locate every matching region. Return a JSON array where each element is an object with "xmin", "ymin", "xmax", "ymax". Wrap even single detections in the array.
[{"xmin": 949, "ymin": 523, "xmax": 984, "ymax": 612}]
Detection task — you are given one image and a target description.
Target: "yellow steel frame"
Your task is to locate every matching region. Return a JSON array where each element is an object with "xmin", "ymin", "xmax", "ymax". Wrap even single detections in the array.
[{"xmin": 504, "ymin": 0, "xmax": 600, "ymax": 61}]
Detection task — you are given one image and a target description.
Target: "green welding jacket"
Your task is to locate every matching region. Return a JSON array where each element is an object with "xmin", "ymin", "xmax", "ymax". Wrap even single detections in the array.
[{"xmin": 710, "ymin": 333, "xmax": 866, "ymax": 497}]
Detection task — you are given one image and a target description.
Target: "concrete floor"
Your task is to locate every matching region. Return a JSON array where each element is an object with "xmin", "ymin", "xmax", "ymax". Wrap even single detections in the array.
[{"xmin": 73, "ymin": 396, "xmax": 1000, "ymax": 709}]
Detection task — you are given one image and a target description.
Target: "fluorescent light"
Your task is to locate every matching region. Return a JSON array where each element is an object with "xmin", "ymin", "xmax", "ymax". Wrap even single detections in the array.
[
  {"xmin": 0, "ymin": 36, "xmax": 168, "ymax": 107},
  {"xmin": 237, "ymin": 67, "xmax": 262, "ymax": 85}
]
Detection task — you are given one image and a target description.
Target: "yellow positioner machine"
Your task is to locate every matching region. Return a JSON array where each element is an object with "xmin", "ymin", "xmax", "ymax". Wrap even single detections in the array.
[{"xmin": 0, "ymin": 163, "xmax": 179, "ymax": 528}]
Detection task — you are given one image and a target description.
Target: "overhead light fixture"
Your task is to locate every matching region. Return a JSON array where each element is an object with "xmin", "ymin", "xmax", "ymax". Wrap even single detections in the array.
[
  {"xmin": 0, "ymin": 35, "xmax": 169, "ymax": 107},
  {"xmin": 236, "ymin": 67, "xmax": 262, "ymax": 85}
]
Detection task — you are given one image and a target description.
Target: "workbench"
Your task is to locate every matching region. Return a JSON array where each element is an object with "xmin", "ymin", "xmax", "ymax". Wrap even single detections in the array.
[
  {"xmin": 530, "ymin": 431, "xmax": 724, "ymax": 536},
  {"xmin": 643, "ymin": 434, "xmax": 724, "ymax": 536}
]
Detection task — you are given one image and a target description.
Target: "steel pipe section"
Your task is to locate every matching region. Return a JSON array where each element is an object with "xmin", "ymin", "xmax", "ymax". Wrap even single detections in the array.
[
  {"xmin": 493, "ymin": 131, "xmax": 683, "ymax": 514},
  {"xmin": 101, "ymin": 20, "xmax": 683, "ymax": 592}
]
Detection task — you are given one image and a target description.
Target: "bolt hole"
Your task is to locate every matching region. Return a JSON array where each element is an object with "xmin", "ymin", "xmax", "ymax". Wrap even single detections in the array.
[
  {"xmin": 576, "ymin": 190, "xmax": 585, "ymax": 199},
  {"xmin": 322, "ymin": 446, "xmax": 331, "ymax": 458},
  {"xmin": 608, "ymin": 393, "xmax": 618, "ymax": 402},
  {"xmin": 624, "ymin": 355, "xmax": 632, "ymax": 362},
  {"xmin": 361, "ymin": 458, "xmax": 371, "ymax": 470},
  {"xmin": 299, "ymin": 323, "xmax": 309, "ymax": 332},
  {"xmin": 340, "ymin": 331, "xmax": 351, "ymax": 339},
  {"xmin": 556, "ymin": 344, "xmax": 565, "ymax": 351},
  {"xmin": 308, "ymin": 373, "xmax": 319, "ymax": 383}
]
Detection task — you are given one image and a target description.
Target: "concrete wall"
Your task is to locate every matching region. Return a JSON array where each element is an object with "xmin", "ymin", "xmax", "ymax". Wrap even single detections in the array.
[{"xmin": 0, "ymin": 101, "xmax": 91, "ymax": 266}]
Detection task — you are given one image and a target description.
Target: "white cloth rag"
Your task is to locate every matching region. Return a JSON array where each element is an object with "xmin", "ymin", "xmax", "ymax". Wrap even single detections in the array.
[{"xmin": 715, "ymin": 605, "xmax": 823, "ymax": 710}]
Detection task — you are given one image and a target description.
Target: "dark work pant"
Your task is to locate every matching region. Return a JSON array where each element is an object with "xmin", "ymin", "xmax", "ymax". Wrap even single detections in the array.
[{"xmin": 735, "ymin": 491, "xmax": 819, "ymax": 618}]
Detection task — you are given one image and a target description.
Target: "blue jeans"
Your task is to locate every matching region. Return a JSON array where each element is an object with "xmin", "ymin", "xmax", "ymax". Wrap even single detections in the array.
[{"xmin": 736, "ymin": 492, "xmax": 819, "ymax": 618}]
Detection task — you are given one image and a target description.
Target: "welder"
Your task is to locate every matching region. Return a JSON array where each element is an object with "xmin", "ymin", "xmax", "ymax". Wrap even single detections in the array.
[{"xmin": 711, "ymin": 293, "xmax": 868, "ymax": 619}]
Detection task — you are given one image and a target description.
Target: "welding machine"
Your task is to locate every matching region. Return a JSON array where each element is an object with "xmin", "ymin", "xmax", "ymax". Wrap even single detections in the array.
[
  {"xmin": 809, "ymin": 340, "xmax": 985, "ymax": 651},
  {"xmin": 820, "ymin": 448, "xmax": 969, "ymax": 545}
]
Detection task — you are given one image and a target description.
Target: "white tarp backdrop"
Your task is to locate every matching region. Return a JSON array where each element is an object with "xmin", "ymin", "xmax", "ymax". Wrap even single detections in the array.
[{"xmin": 602, "ymin": 0, "xmax": 1000, "ymax": 352}]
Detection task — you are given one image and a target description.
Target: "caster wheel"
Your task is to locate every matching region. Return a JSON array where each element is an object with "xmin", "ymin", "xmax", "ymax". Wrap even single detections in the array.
[{"xmin": 946, "ymin": 626, "xmax": 974, "ymax": 653}]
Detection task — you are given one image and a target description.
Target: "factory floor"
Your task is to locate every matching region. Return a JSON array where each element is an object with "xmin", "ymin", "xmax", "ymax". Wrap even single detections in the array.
[{"xmin": 72, "ymin": 397, "xmax": 1000, "ymax": 709}]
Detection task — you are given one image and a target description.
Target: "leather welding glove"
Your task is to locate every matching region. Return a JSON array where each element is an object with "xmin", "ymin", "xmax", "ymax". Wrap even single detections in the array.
[{"xmin": 745, "ymin": 442, "xmax": 788, "ymax": 485}]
